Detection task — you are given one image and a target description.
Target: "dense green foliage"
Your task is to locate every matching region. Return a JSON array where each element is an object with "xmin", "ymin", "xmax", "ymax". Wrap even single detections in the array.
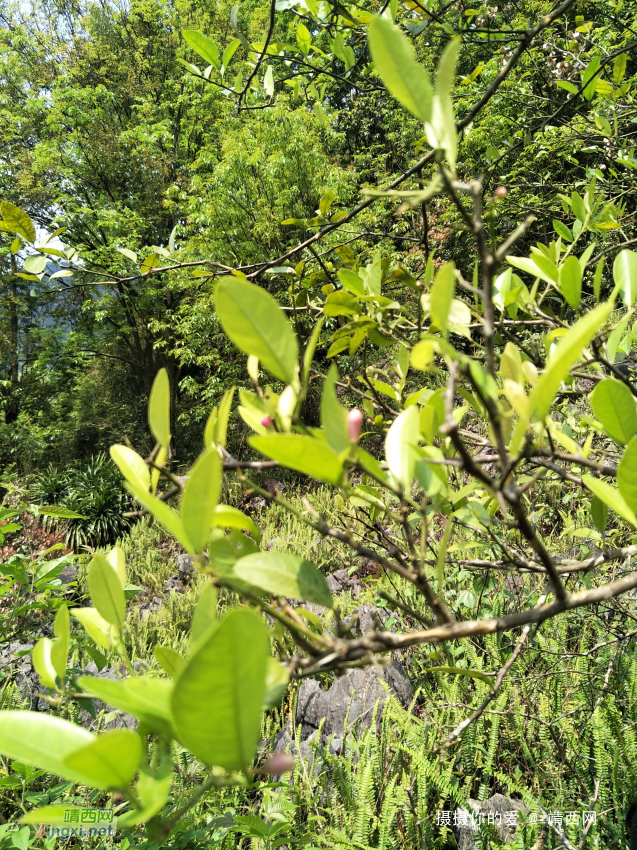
[{"xmin": 2, "ymin": 0, "xmax": 637, "ymax": 847}]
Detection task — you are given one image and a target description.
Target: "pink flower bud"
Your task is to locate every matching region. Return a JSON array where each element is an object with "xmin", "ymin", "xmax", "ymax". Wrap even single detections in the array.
[
  {"xmin": 261, "ymin": 416, "xmax": 273, "ymax": 428},
  {"xmin": 261, "ymin": 752, "xmax": 295, "ymax": 775},
  {"xmin": 367, "ymin": 417, "xmax": 373, "ymax": 424},
  {"xmin": 348, "ymin": 409, "xmax": 363, "ymax": 443},
  {"xmin": 495, "ymin": 186, "xmax": 508, "ymax": 198}
]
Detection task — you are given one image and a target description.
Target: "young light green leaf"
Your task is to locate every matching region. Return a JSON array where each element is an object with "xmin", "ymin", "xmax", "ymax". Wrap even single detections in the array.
[
  {"xmin": 530, "ymin": 301, "xmax": 612, "ymax": 420},
  {"xmin": 296, "ymin": 23, "xmax": 311, "ymax": 55},
  {"xmin": 215, "ymin": 277, "xmax": 299, "ymax": 384},
  {"xmin": 614, "ymin": 250, "xmax": 637, "ymax": 307},
  {"xmin": 63, "ymin": 730, "xmax": 141, "ymax": 790},
  {"xmin": 51, "ymin": 605, "xmax": 70, "ymax": 680},
  {"xmin": 428, "ymin": 261, "xmax": 455, "ymax": 333},
  {"xmin": 76, "ymin": 676, "xmax": 175, "ymax": 737},
  {"xmin": 222, "ymin": 38, "xmax": 240, "ymax": 70},
  {"xmin": 582, "ymin": 474, "xmax": 637, "ymax": 527},
  {"xmin": 559, "ymin": 255, "xmax": 582, "ymax": 309},
  {"xmin": 118, "ymin": 755, "xmax": 173, "ymax": 828},
  {"xmin": 321, "ymin": 365, "xmax": 350, "ymax": 453},
  {"xmin": 148, "ymin": 368, "xmax": 171, "ymax": 448},
  {"xmin": 33, "ymin": 639, "xmax": 58, "ymax": 689},
  {"xmin": 264, "ymin": 65, "xmax": 274, "ymax": 97},
  {"xmin": 215, "ymin": 386, "xmax": 235, "ymax": 448},
  {"xmin": 367, "ymin": 15, "xmax": 433, "ymax": 123},
  {"xmin": 263, "ymin": 657, "xmax": 289, "ymax": 708},
  {"xmin": 249, "ymin": 434, "xmax": 344, "ymax": 485},
  {"xmin": 617, "ymin": 435, "xmax": 637, "ymax": 513},
  {"xmin": 181, "ymin": 448, "xmax": 222, "ymax": 553},
  {"xmin": 154, "ymin": 645, "xmax": 186, "ymax": 678},
  {"xmin": 582, "ymin": 54, "xmax": 600, "ymax": 101},
  {"xmin": 71, "ymin": 608, "xmax": 113, "ymax": 650},
  {"xmin": 212, "ymin": 504, "xmax": 261, "ymax": 543},
  {"xmin": 88, "ymin": 554, "xmax": 125, "ymax": 629},
  {"xmin": 125, "ymin": 480, "xmax": 193, "ymax": 554},
  {"xmin": 106, "ymin": 545, "xmax": 126, "ymax": 586},
  {"xmin": 24, "ymin": 254, "xmax": 47, "ymax": 275},
  {"xmin": 385, "ymin": 405, "xmax": 420, "ymax": 488},
  {"xmin": 172, "ymin": 609, "xmax": 269, "ymax": 771},
  {"xmin": 0, "ymin": 201, "xmax": 36, "ymax": 242},
  {"xmin": 190, "ymin": 582, "xmax": 218, "ymax": 648},
  {"xmin": 182, "ymin": 30, "xmax": 221, "ymax": 69},
  {"xmin": 0, "ymin": 713, "xmax": 94, "ymax": 786},
  {"xmin": 427, "ymin": 39, "xmax": 459, "ymax": 168},
  {"xmin": 110, "ymin": 444, "xmax": 150, "ymax": 491},
  {"xmin": 590, "ymin": 378, "xmax": 637, "ymax": 444},
  {"xmin": 235, "ymin": 552, "xmax": 333, "ymax": 608}
]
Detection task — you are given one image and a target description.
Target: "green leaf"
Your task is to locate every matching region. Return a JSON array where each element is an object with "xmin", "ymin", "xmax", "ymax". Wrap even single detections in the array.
[
  {"xmin": 594, "ymin": 256, "xmax": 604, "ymax": 301},
  {"xmin": 23, "ymin": 254, "xmax": 47, "ymax": 275},
  {"xmin": 296, "ymin": 23, "xmax": 311, "ymax": 55},
  {"xmin": 429, "ymin": 261, "xmax": 455, "ymax": 332},
  {"xmin": 215, "ymin": 277, "xmax": 299, "ymax": 384},
  {"xmin": 125, "ymin": 480, "xmax": 193, "ymax": 553},
  {"xmin": 553, "ymin": 221, "xmax": 573, "ymax": 243},
  {"xmin": 116, "ymin": 247, "xmax": 137, "ymax": 262},
  {"xmin": 582, "ymin": 55, "xmax": 600, "ymax": 101},
  {"xmin": 106, "ymin": 545, "xmax": 126, "ymax": 586},
  {"xmin": 249, "ymin": 434, "xmax": 344, "ymax": 485},
  {"xmin": 617, "ymin": 435, "xmax": 637, "ymax": 513},
  {"xmin": 530, "ymin": 302, "xmax": 612, "ymax": 420},
  {"xmin": 63, "ymin": 730, "xmax": 141, "ymax": 790},
  {"xmin": 367, "ymin": 15, "xmax": 432, "ymax": 123},
  {"xmin": 182, "ymin": 30, "xmax": 221, "ymax": 69},
  {"xmin": 235, "ymin": 552, "xmax": 333, "ymax": 607},
  {"xmin": 559, "ymin": 255, "xmax": 582, "ymax": 308},
  {"xmin": 428, "ymin": 39, "xmax": 459, "ymax": 168},
  {"xmin": 385, "ymin": 406, "xmax": 420, "ymax": 488},
  {"xmin": 425, "ymin": 665, "xmax": 493, "ymax": 684},
  {"xmin": 71, "ymin": 608, "xmax": 113, "ymax": 650},
  {"xmin": 613, "ymin": 53, "xmax": 627, "ymax": 84},
  {"xmin": 0, "ymin": 201, "xmax": 36, "ymax": 242},
  {"xmin": 172, "ymin": 609, "xmax": 269, "ymax": 770},
  {"xmin": 110, "ymin": 444, "xmax": 150, "ymax": 491},
  {"xmin": 590, "ymin": 378, "xmax": 637, "ymax": 444},
  {"xmin": 264, "ymin": 65, "xmax": 274, "ymax": 97},
  {"xmin": 21, "ymin": 806, "xmax": 70, "ymax": 826},
  {"xmin": 215, "ymin": 386, "xmax": 235, "ymax": 448},
  {"xmin": 591, "ymin": 495, "xmax": 608, "ymax": 534},
  {"xmin": 614, "ymin": 250, "xmax": 637, "ymax": 307},
  {"xmin": 337, "ymin": 268, "xmax": 364, "ymax": 296},
  {"xmin": 118, "ymin": 755, "xmax": 172, "ymax": 828},
  {"xmin": 76, "ymin": 677, "xmax": 175, "ymax": 737},
  {"xmin": 582, "ymin": 474, "xmax": 637, "ymax": 527},
  {"xmin": 324, "ymin": 290, "xmax": 360, "ymax": 316},
  {"xmin": 154, "ymin": 645, "xmax": 186, "ymax": 678},
  {"xmin": 263, "ymin": 657, "xmax": 289, "ymax": 708},
  {"xmin": 148, "ymin": 368, "xmax": 171, "ymax": 448},
  {"xmin": 32, "ymin": 639, "xmax": 58, "ymax": 689},
  {"xmin": 181, "ymin": 448, "xmax": 222, "ymax": 553},
  {"xmin": 88, "ymin": 554, "xmax": 125, "ymax": 629},
  {"xmin": 0, "ymin": 713, "xmax": 94, "ymax": 785},
  {"xmin": 222, "ymin": 38, "xmax": 240, "ymax": 70},
  {"xmin": 321, "ymin": 365, "xmax": 350, "ymax": 453},
  {"xmin": 212, "ymin": 504, "xmax": 261, "ymax": 543},
  {"xmin": 51, "ymin": 605, "xmax": 70, "ymax": 680},
  {"xmin": 190, "ymin": 582, "xmax": 218, "ymax": 648}
]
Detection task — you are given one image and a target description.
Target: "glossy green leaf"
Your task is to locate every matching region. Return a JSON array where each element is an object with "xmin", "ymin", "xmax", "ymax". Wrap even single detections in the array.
[
  {"xmin": 614, "ymin": 250, "xmax": 637, "ymax": 307},
  {"xmin": 337, "ymin": 268, "xmax": 364, "ymax": 296},
  {"xmin": 617, "ymin": 435, "xmax": 637, "ymax": 513},
  {"xmin": 263, "ymin": 657, "xmax": 289, "ymax": 709},
  {"xmin": 106, "ymin": 545, "xmax": 126, "ymax": 586},
  {"xmin": 530, "ymin": 302, "xmax": 612, "ymax": 420},
  {"xmin": 63, "ymin": 730, "xmax": 141, "ymax": 790},
  {"xmin": 324, "ymin": 290, "xmax": 360, "ymax": 316},
  {"xmin": 148, "ymin": 368, "xmax": 171, "ymax": 448},
  {"xmin": 215, "ymin": 386, "xmax": 235, "ymax": 448},
  {"xmin": 172, "ymin": 609, "xmax": 269, "ymax": 770},
  {"xmin": 76, "ymin": 676, "xmax": 175, "ymax": 737},
  {"xmin": 181, "ymin": 447, "xmax": 222, "ymax": 553},
  {"xmin": 427, "ymin": 39, "xmax": 459, "ymax": 168},
  {"xmin": 212, "ymin": 504, "xmax": 261, "ymax": 543},
  {"xmin": 24, "ymin": 254, "xmax": 47, "ymax": 275},
  {"xmin": 182, "ymin": 30, "xmax": 220, "ymax": 69},
  {"xmin": 235, "ymin": 552, "xmax": 333, "ymax": 607},
  {"xmin": 590, "ymin": 378, "xmax": 637, "ymax": 444},
  {"xmin": 33, "ymin": 638, "xmax": 58, "ymax": 689},
  {"xmin": 321, "ymin": 365, "xmax": 350, "ymax": 453},
  {"xmin": 429, "ymin": 261, "xmax": 455, "ymax": 333},
  {"xmin": 367, "ymin": 15, "xmax": 432, "ymax": 123},
  {"xmin": 21, "ymin": 807, "xmax": 70, "ymax": 826},
  {"xmin": 582, "ymin": 474, "xmax": 637, "ymax": 527},
  {"xmin": 118, "ymin": 755, "xmax": 172, "ymax": 828},
  {"xmin": 110, "ymin": 444, "xmax": 150, "ymax": 491},
  {"xmin": 190, "ymin": 582, "xmax": 218, "ymax": 648},
  {"xmin": 71, "ymin": 608, "xmax": 113, "ymax": 650},
  {"xmin": 296, "ymin": 23, "xmax": 311, "ymax": 55},
  {"xmin": 215, "ymin": 277, "xmax": 298, "ymax": 384},
  {"xmin": 154, "ymin": 645, "xmax": 186, "ymax": 678},
  {"xmin": 125, "ymin": 480, "xmax": 193, "ymax": 553},
  {"xmin": 250, "ymin": 434, "xmax": 344, "ymax": 485},
  {"xmin": 559, "ymin": 255, "xmax": 582, "ymax": 309},
  {"xmin": 0, "ymin": 713, "xmax": 94, "ymax": 785},
  {"xmin": 385, "ymin": 405, "xmax": 420, "ymax": 488},
  {"xmin": 0, "ymin": 201, "xmax": 36, "ymax": 242},
  {"xmin": 582, "ymin": 55, "xmax": 600, "ymax": 101},
  {"xmin": 591, "ymin": 495, "xmax": 608, "ymax": 534},
  {"xmin": 50, "ymin": 605, "xmax": 70, "ymax": 680},
  {"xmin": 88, "ymin": 554, "xmax": 125, "ymax": 629}
]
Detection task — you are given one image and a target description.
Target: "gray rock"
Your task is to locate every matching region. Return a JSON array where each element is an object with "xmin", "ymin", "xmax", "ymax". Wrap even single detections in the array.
[
  {"xmin": 163, "ymin": 575, "xmax": 184, "ymax": 594},
  {"xmin": 0, "ymin": 642, "xmax": 48, "ymax": 710},
  {"xmin": 326, "ymin": 569, "xmax": 364, "ymax": 597},
  {"xmin": 455, "ymin": 794, "xmax": 528, "ymax": 849},
  {"xmin": 296, "ymin": 657, "xmax": 414, "ymax": 742}
]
